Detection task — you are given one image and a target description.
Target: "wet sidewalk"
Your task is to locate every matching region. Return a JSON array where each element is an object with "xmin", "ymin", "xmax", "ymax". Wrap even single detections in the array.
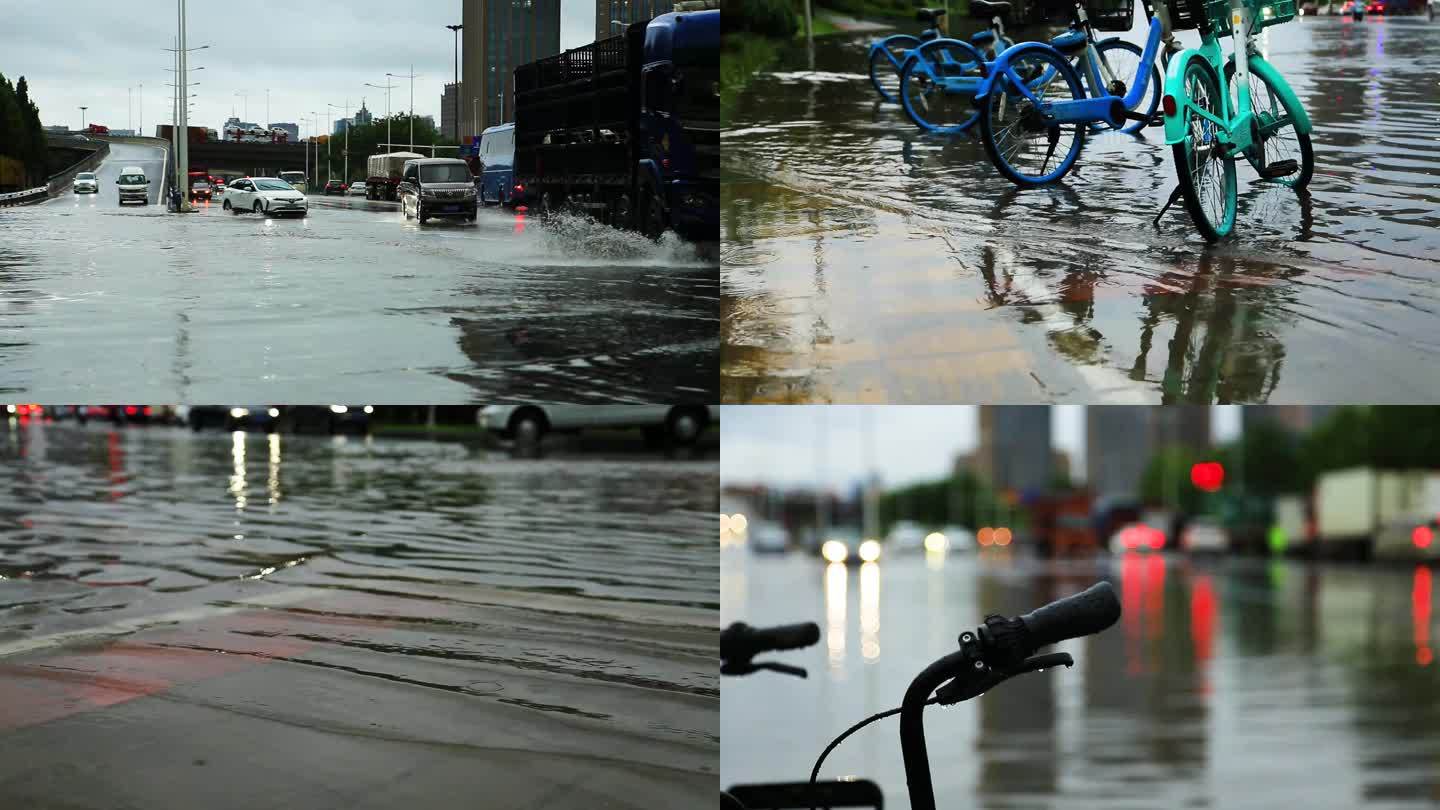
[
  {"xmin": 0, "ymin": 424, "xmax": 719, "ymax": 809},
  {"xmin": 722, "ymin": 17, "xmax": 1440, "ymax": 403}
]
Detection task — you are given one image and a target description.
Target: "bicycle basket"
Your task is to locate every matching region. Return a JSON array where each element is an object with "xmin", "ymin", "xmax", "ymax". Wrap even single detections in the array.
[
  {"xmin": 1085, "ymin": 0, "xmax": 1135, "ymax": 30},
  {"xmin": 1202, "ymin": 0, "xmax": 1297, "ymax": 32}
]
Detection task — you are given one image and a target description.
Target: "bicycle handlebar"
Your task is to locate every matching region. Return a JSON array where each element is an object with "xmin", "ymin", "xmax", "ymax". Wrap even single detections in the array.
[
  {"xmin": 721, "ymin": 621, "xmax": 821, "ymax": 677},
  {"xmin": 1020, "ymin": 581, "xmax": 1121, "ymax": 651},
  {"xmin": 900, "ymin": 581, "xmax": 1120, "ymax": 810}
]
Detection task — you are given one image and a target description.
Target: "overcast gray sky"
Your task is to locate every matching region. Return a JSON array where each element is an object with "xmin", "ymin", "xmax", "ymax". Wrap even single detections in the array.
[
  {"xmin": 4, "ymin": 1, "xmax": 595, "ymax": 135},
  {"xmin": 720, "ymin": 406, "xmax": 1243, "ymax": 491}
]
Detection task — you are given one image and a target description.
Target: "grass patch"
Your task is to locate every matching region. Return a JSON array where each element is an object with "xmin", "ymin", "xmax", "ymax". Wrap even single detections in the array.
[{"xmin": 722, "ymin": 32, "xmax": 783, "ymax": 124}]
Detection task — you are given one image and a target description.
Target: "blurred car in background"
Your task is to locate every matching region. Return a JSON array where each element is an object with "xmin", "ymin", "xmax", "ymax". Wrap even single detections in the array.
[
  {"xmin": 1181, "ymin": 519, "xmax": 1229, "ymax": 554},
  {"xmin": 933, "ymin": 525, "xmax": 975, "ymax": 552},
  {"xmin": 323, "ymin": 180, "xmax": 346, "ymax": 196},
  {"xmin": 815, "ymin": 530, "xmax": 881, "ymax": 565},
  {"xmin": 885, "ymin": 521, "xmax": 928, "ymax": 554},
  {"xmin": 478, "ymin": 404, "xmax": 716, "ymax": 446},
  {"xmin": 1110, "ymin": 522, "xmax": 1166, "ymax": 553},
  {"xmin": 225, "ymin": 406, "xmax": 281, "ymax": 432},
  {"xmin": 747, "ymin": 521, "xmax": 789, "ymax": 554}
]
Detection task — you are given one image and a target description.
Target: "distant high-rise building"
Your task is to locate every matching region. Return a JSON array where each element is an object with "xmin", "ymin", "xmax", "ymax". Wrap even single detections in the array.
[
  {"xmin": 441, "ymin": 83, "xmax": 460, "ymax": 141},
  {"xmin": 1086, "ymin": 407, "xmax": 1213, "ymax": 499},
  {"xmin": 269, "ymin": 122, "xmax": 299, "ymax": 142},
  {"xmin": 354, "ymin": 102, "xmax": 373, "ymax": 127},
  {"xmin": 595, "ymin": 0, "xmax": 673, "ymax": 42},
  {"xmin": 462, "ymin": 0, "xmax": 561, "ymax": 140},
  {"xmin": 971, "ymin": 406, "xmax": 1053, "ymax": 495}
]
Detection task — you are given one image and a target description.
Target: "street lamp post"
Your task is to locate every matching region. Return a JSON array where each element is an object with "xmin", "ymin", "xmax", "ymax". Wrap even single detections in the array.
[
  {"xmin": 326, "ymin": 103, "xmax": 341, "ymax": 184},
  {"xmin": 308, "ymin": 111, "xmax": 320, "ymax": 188},
  {"xmin": 265, "ymin": 88, "xmax": 270, "ymax": 129},
  {"xmin": 446, "ymin": 24, "xmax": 463, "ymax": 141},
  {"xmin": 344, "ymin": 98, "xmax": 350, "ymax": 182},
  {"xmin": 365, "ymin": 81, "xmax": 395, "ymax": 152},
  {"xmin": 389, "ymin": 67, "xmax": 419, "ymax": 150},
  {"xmin": 79, "ymin": 106, "xmax": 87, "ymax": 131}
]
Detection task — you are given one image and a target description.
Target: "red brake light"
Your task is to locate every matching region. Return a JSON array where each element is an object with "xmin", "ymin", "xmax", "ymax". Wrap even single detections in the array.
[
  {"xmin": 1414, "ymin": 526, "xmax": 1434, "ymax": 549},
  {"xmin": 514, "ymin": 184, "xmax": 524, "ymax": 192},
  {"xmin": 1162, "ymin": 95, "xmax": 1177, "ymax": 117},
  {"xmin": 125, "ymin": 406, "xmax": 138, "ymax": 416},
  {"xmin": 143, "ymin": 406, "xmax": 153, "ymax": 416}
]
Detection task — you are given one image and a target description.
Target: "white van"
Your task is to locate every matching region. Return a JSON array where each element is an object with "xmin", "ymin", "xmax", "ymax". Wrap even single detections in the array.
[{"xmin": 116, "ymin": 166, "xmax": 150, "ymax": 205}]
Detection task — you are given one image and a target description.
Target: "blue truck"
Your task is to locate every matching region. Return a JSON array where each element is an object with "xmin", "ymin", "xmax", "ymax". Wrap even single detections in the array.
[{"xmin": 511, "ymin": 5, "xmax": 718, "ymax": 242}]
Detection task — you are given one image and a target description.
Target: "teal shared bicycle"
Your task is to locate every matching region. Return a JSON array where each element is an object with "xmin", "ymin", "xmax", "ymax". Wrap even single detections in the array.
[{"xmin": 1155, "ymin": 0, "xmax": 1315, "ymax": 241}]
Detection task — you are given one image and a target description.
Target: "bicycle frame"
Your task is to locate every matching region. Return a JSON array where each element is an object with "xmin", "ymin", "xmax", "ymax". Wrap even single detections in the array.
[
  {"xmin": 973, "ymin": 2, "xmax": 1163, "ymax": 131},
  {"xmin": 1161, "ymin": 2, "xmax": 1313, "ymax": 154}
]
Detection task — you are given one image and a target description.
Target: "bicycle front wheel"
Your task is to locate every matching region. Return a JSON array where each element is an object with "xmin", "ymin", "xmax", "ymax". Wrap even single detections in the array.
[
  {"xmin": 1226, "ymin": 60, "xmax": 1314, "ymax": 190},
  {"xmin": 979, "ymin": 44, "xmax": 1088, "ymax": 187},
  {"xmin": 899, "ymin": 39, "xmax": 989, "ymax": 134},
  {"xmin": 1171, "ymin": 55, "xmax": 1237, "ymax": 241},
  {"xmin": 869, "ymin": 36, "xmax": 921, "ymax": 103},
  {"xmin": 1090, "ymin": 39, "xmax": 1162, "ymax": 135}
]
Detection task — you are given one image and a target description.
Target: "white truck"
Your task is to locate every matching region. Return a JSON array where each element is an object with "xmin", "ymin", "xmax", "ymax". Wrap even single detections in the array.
[
  {"xmin": 363, "ymin": 151, "xmax": 424, "ymax": 201},
  {"xmin": 1315, "ymin": 467, "xmax": 1440, "ymax": 559}
]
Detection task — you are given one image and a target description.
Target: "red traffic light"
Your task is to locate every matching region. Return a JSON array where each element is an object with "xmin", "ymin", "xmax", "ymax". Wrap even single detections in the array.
[{"xmin": 1191, "ymin": 462, "xmax": 1225, "ymax": 492}]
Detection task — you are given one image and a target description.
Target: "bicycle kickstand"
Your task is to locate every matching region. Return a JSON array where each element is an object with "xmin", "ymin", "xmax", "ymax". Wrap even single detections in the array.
[{"xmin": 1153, "ymin": 186, "xmax": 1184, "ymax": 227}]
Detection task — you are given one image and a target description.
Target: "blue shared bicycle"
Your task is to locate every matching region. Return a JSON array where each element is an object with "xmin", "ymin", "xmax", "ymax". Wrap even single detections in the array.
[
  {"xmin": 971, "ymin": 0, "xmax": 1169, "ymax": 186},
  {"xmin": 867, "ymin": 6, "xmax": 1013, "ymax": 104}
]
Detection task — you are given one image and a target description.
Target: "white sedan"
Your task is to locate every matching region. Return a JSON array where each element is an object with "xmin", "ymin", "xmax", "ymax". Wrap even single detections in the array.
[
  {"xmin": 222, "ymin": 176, "xmax": 309, "ymax": 217},
  {"xmin": 346, "ymin": 181, "xmax": 368, "ymax": 197}
]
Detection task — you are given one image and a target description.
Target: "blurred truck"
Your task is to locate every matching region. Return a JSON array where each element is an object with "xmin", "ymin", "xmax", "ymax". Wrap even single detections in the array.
[
  {"xmin": 1316, "ymin": 467, "xmax": 1440, "ymax": 559},
  {"xmin": 363, "ymin": 151, "xmax": 424, "ymax": 201},
  {"xmin": 511, "ymin": 6, "xmax": 718, "ymax": 241},
  {"xmin": 156, "ymin": 125, "xmax": 211, "ymax": 144}
]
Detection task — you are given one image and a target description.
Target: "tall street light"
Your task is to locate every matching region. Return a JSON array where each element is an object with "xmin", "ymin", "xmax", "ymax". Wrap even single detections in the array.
[
  {"xmin": 389, "ymin": 68, "xmax": 418, "ymax": 150},
  {"xmin": 364, "ymin": 81, "xmax": 395, "ymax": 152},
  {"xmin": 308, "ymin": 111, "xmax": 321, "ymax": 188},
  {"xmin": 326, "ymin": 103, "xmax": 342, "ymax": 184},
  {"xmin": 235, "ymin": 90, "xmax": 249, "ymax": 122},
  {"xmin": 446, "ymin": 24, "xmax": 463, "ymax": 141},
  {"xmin": 78, "ymin": 106, "xmax": 88, "ymax": 131},
  {"xmin": 163, "ymin": 15, "xmax": 208, "ymax": 214},
  {"xmin": 265, "ymin": 88, "xmax": 270, "ymax": 128}
]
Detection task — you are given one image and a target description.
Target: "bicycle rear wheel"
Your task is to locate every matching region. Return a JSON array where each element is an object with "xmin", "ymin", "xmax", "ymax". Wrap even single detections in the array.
[
  {"xmin": 1171, "ymin": 55, "xmax": 1237, "ymax": 241},
  {"xmin": 978, "ymin": 44, "xmax": 1088, "ymax": 187},
  {"xmin": 899, "ymin": 39, "xmax": 989, "ymax": 134},
  {"xmin": 1226, "ymin": 61, "xmax": 1314, "ymax": 190},
  {"xmin": 869, "ymin": 36, "xmax": 921, "ymax": 103},
  {"xmin": 1089, "ymin": 39, "xmax": 1161, "ymax": 135}
]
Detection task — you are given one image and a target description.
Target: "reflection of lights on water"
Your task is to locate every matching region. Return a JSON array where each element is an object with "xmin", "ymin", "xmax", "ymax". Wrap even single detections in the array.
[
  {"xmin": 825, "ymin": 561, "xmax": 847, "ymax": 669},
  {"xmin": 925, "ymin": 546, "xmax": 947, "ymax": 570},
  {"xmin": 858, "ymin": 539, "xmax": 881, "ymax": 562},
  {"xmin": 267, "ymin": 432, "xmax": 282, "ymax": 505},
  {"xmin": 1415, "ymin": 566, "xmax": 1432, "ymax": 667},
  {"xmin": 229, "ymin": 431, "xmax": 247, "ymax": 510},
  {"xmin": 822, "ymin": 540, "xmax": 849, "ymax": 563},
  {"xmin": 860, "ymin": 560, "xmax": 880, "ymax": 661}
]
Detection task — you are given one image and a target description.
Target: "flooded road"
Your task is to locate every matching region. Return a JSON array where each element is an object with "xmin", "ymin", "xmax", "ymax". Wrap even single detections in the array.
[
  {"xmin": 0, "ymin": 143, "xmax": 718, "ymax": 403},
  {"xmin": 721, "ymin": 17, "xmax": 1440, "ymax": 403},
  {"xmin": 721, "ymin": 547, "xmax": 1440, "ymax": 808},
  {"xmin": 0, "ymin": 421, "xmax": 718, "ymax": 808}
]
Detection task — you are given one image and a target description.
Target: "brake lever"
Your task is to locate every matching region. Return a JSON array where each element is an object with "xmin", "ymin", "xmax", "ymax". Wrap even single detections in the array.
[
  {"xmin": 720, "ymin": 659, "xmax": 809, "ymax": 678},
  {"xmin": 931, "ymin": 652, "xmax": 1074, "ymax": 705}
]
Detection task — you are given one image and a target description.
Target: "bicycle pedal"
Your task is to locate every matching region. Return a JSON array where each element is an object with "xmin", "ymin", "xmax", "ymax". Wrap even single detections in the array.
[{"xmin": 1257, "ymin": 159, "xmax": 1298, "ymax": 179}]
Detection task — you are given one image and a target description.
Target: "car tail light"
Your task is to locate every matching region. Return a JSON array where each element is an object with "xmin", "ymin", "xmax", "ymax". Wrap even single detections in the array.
[
  {"xmin": 125, "ymin": 406, "xmax": 138, "ymax": 416},
  {"xmin": 1415, "ymin": 526, "xmax": 1434, "ymax": 549},
  {"xmin": 143, "ymin": 406, "xmax": 153, "ymax": 416},
  {"xmin": 1162, "ymin": 95, "xmax": 1177, "ymax": 117},
  {"xmin": 514, "ymin": 184, "xmax": 524, "ymax": 192}
]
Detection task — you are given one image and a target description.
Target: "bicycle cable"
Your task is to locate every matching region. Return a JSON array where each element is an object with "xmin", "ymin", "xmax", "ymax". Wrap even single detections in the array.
[{"xmin": 806, "ymin": 697, "xmax": 942, "ymax": 810}]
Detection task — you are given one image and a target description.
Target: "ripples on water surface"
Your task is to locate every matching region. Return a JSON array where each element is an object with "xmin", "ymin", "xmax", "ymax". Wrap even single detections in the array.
[
  {"xmin": 0, "ymin": 423, "xmax": 718, "ymax": 807},
  {"xmin": 722, "ymin": 17, "xmax": 1440, "ymax": 403}
]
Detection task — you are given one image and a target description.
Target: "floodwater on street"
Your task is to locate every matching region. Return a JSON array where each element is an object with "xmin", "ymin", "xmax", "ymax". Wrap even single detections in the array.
[
  {"xmin": 722, "ymin": 16, "xmax": 1440, "ymax": 403},
  {"xmin": 0, "ymin": 142, "xmax": 719, "ymax": 403},
  {"xmin": 0, "ymin": 421, "xmax": 718, "ymax": 809},
  {"xmin": 721, "ymin": 547, "xmax": 1440, "ymax": 809}
]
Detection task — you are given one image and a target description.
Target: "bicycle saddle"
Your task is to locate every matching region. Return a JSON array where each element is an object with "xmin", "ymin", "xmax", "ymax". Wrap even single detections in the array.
[
  {"xmin": 970, "ymin": 0, "xmax": 1012, "ymax": 16},
  {"xmin": 1050, "ymin": 29, "xmax": 1087, "ymax": 54},
  {"xmin": 915, "ymin": 7, "xmax": 948, "ymax": 23}
]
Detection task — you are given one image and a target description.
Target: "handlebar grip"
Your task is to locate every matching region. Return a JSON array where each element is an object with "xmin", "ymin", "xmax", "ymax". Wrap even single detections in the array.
[
  {"xmin": 1019, "ymin": 582, "xmax": 1120, "ymax": 650},
  {"xmin": 720, "ymin": 622, "xmax": 820, "ymax": 661}
]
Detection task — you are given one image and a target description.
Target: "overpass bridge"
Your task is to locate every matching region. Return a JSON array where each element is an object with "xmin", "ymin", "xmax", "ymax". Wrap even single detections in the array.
[{"xmin": 180, "ymin": 140, "xmax": 309, "ymax": 175}]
